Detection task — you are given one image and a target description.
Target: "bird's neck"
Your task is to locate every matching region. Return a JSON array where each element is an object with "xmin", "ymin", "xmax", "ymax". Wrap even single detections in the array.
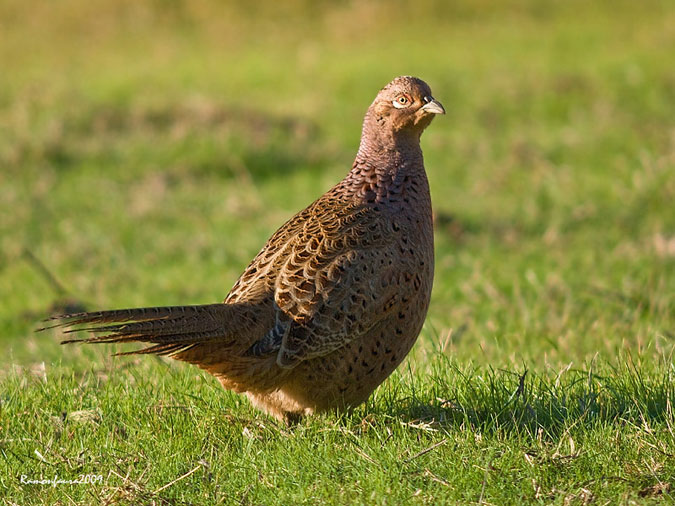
[
  {"xmin": 352, "ymin": 128, "xmax": 425, "ymax": 184},
  {"xmin": 341, "ymin": 125, "xmax": 429, "ymax": 209}
]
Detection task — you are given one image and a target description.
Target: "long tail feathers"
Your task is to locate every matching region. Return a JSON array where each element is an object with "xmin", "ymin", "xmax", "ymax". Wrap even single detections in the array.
[{"xmin": 38, "ymin": 303, "xmax": 251, "ymax": 356}]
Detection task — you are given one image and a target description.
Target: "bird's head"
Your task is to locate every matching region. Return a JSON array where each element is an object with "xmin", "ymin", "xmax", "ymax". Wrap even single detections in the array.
[{"xmin": 367, "ymin": 76, "xmax": 445, "ymax": 139}]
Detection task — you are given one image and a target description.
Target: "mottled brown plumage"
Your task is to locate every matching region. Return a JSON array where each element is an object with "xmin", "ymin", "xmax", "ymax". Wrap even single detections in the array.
[{"xmin": 43, "ymin": 76, "xmax": 445, "ymax": 422}]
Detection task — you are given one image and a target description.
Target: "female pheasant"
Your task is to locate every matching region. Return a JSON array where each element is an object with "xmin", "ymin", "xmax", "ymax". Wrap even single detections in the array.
[{"xmin": 45, "ymin": 76, "xmax": 445, "ymax": 422}]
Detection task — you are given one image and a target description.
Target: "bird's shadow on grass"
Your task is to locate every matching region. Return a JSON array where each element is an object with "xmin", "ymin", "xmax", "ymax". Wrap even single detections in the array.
[{"xmin": 368, "ymin": 357, "xmax": 674, "ymax": 438}]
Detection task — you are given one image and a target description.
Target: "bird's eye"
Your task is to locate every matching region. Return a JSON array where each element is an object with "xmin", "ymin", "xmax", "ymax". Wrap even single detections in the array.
[{"xmin": 392, "ymin": 95, "xmax": 410, "ymax": 109}]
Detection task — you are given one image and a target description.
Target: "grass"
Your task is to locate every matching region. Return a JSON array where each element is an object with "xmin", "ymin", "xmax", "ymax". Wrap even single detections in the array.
[{"xmin": 1, "ymin": 0, "xmax": 674, "ymax": 503}]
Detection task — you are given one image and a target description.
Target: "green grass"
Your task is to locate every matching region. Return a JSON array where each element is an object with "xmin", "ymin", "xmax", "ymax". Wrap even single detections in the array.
[{"xmin": 1, "ymin": 0, "xmax": 674, "ymax": 503}]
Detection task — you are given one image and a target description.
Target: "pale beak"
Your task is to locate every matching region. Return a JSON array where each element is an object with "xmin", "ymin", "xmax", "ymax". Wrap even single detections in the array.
[{"xmin": 421, "ymin": 97, "xmax": 445, "ymax": 115}]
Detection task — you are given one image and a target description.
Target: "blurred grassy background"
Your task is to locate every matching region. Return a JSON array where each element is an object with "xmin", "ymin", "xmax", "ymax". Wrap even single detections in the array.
[
  {"xmin": 2, "ymin": 0, "xmax": 672, "ymax": 366},
  {"xmin": 1, "ymin": 0, "xmax": 675, "ymax": 503}
]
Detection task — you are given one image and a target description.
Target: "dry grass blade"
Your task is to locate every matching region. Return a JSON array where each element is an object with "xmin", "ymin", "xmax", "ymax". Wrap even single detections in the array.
[
  {"xmin": 152, "ymin": 464, "xmax": 202, "ymax": 495},
  {"xmin": 405, "ymin": 439, "xmax": 448, "ymax": 462}
]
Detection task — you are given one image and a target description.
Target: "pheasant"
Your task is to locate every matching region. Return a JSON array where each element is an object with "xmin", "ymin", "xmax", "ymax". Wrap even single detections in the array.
[{"xmin": 43, "ymin": 76, "xmax": 445, "ymax": 422}]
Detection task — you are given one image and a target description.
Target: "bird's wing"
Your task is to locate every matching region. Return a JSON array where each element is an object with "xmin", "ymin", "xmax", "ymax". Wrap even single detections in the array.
[{"xmin": 229, "ymin": 193, "xmax": 416, "ymax": 368}]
